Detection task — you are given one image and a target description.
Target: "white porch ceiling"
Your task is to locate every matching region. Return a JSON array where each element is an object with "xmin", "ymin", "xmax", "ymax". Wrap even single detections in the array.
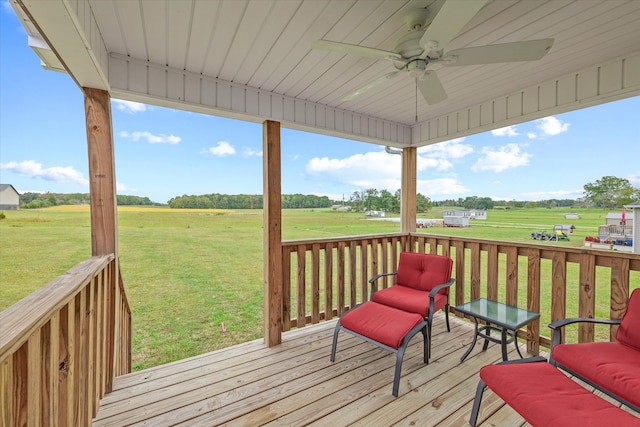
[{"xmin": 11, "ymin": 0, "xmax": 640, "ymax": 147}]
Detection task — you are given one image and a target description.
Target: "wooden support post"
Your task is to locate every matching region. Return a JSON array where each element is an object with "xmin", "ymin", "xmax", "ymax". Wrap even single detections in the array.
[
  {"xmin": 401, "ymin": 147, "xmax": 417, "ymax": 239},
  {"xmin": 83, "ymin": 87, "xmax": 119, "ymax": 390},
  {"xmin": 263, "ymin": 120, "xmax": 283, "ymax": 347},
  {"xmin": 84, "ymin": 88, "xmax": 118, "ymax": 257}
]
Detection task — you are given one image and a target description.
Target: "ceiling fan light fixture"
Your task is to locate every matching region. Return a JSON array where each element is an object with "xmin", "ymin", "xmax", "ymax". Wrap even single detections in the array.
[{"xmin": 407, "ymin": 60, "xmax": 426, "ymax": 78}]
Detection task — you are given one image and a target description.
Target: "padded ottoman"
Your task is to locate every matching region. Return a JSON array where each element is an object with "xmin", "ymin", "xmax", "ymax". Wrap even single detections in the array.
[
  {"xmin": 470, "ymin": 358, "xmax": 640, "ymax": 426},
  {"xmin": 330, "ymin": 301, "xmax": 428, "ymax": 397}
]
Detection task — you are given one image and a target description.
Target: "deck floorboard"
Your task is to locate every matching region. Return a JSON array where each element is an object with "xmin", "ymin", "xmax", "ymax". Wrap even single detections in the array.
[{"xmin": 94, "ymin": 314, "xmax": 539, "ymax": 426}]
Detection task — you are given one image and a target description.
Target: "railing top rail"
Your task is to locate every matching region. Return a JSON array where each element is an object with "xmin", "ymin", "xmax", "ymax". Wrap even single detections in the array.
[
  {"xmin": 282, "ymin": 232, "xmax": 407, "ymax": 247},
  {"xmin": 0, "ymin": 254, "xmax": 115, "ymax": 361}
]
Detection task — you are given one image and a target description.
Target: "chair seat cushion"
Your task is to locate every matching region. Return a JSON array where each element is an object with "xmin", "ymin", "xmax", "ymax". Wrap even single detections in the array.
[
  {"xmin": 481, "ymin": 362, "xmax": 640, "ymax": 427},
  {"xmin": 339, "ymin": 301, "xmax": 424, "ymax": 349},
  {"xmin": 372, "ymin": 285, "xmax": 447, "ymax": 318},
  {"xmin": 552, "ymin": 341, "xmax": 640, "ymax": 409}
]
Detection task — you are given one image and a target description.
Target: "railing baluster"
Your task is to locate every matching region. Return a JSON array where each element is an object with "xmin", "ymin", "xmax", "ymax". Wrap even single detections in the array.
[
  {"xmin": 506, "ymin": 247, "xmax": 518, "ymax": 307},
  {"xmin": 311, "ymin": 243, "xmax": 321, "ymax": 324},
  {"xmin": 324, "ymin": 242, "xmax": 334, "ymax": 320},
  {"xmin": 296, "ymin": 245, "xmax": 306, "ymax": 328},
  {"xmin": 578, "ymin": 253, "xmax": 596, "ymax": 342},
  {"xmin": 487, "ymin": 245, "xmax": 499, "ymax": 301},
  {"xmin": 349, "ymin": 240, "xmax": 357, "ymax": 304},
  {"xmin": 337, "ymin": 241, "xmax": 346, "ymax": 316},
  {"xmin": 610, "ymin": 257, "xmax": 630, "ymax": 339},
  {"xmin": 470, "ymin": 242, "xmax": 481, "ymax": 301}
]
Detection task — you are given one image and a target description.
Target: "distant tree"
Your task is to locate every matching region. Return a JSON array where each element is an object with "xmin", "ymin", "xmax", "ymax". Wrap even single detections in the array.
[
  {"xmin": 583, "ymin": 176, "xmax": 640, "ymax": 209},
  {"xmin": 415, "ymin": 193, "xmax": 432, "ymax": 213}
]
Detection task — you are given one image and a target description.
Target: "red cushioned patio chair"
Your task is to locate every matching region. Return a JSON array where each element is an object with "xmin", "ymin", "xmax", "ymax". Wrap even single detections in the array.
[
  {"xmin": 369, "ymin": 252, "xmax": 454, "ymax": 360},
  {"xmin": 549, "ymin": 287, "xmax": 640, "ymax": 413}
]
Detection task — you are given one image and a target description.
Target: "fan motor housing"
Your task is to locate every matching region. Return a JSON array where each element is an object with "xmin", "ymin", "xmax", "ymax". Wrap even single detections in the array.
[{"xmin": 394, "ymin": 30, "xmax": 425, "ymax": 58}]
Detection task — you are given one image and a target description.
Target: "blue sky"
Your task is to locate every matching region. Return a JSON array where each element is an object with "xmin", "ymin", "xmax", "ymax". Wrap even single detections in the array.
[{"xmin": 1, "ymin": 4, "xmax": 638, "ymax": 205}]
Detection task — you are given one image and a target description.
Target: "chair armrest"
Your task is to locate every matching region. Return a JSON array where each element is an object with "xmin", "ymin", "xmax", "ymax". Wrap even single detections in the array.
[
  {"xmin": 548, "ymin": 317, "xmax": 621, "ymax": 347},
  {"xmin": 368, "ymin": 272, "xmax": 397, "ymax": 300},
  {"xmin": 428, "ymin": 278, "xmax": 456, "ymax": 298}
]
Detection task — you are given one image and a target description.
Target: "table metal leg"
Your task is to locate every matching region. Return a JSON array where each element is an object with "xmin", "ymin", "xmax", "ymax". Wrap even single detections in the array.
[
  {"xmin": 482, "ymin": 322, "xmax": 491, "ymax": 351},
  {"xmin": 513, "ymin": 330, "xmax": 524, "ymax": 358},
  {"xmin": 460, "ymin": 317, "xmax": 479, "ymax": 362},
  {"xmin": 500, "ymin": 328, "xmax": 508, "ymax": 361}
]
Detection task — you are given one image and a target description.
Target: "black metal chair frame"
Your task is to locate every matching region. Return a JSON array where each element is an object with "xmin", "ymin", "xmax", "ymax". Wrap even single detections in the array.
[
  {"xmin": 330, "ymin": 304, "xmax": 429, "ymax": 397},
  {"xmin": 369, "ymin": 272, "xmax": 455, "ymax": 360},
  {"xmin": 548, "ymin": 317, "xmax": 640, "ymax": 413}
]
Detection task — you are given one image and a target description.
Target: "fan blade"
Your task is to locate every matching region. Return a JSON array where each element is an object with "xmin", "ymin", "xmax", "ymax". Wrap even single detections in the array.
[
  {"xmin": 441, "ymin": 39, "xmax": 554, "ymax": 66},
  {"xmin": 341, "ymin": 71, "xmax": 401, "ymax": 101},
  {"xmin": 312, "ymin": 40, "xmax": 401, "ymax": 61},
  {"xmin": 417, "ymin": 71, "xmax": 447, "ymax": 105},
  {"xmin": 419, "ymin": 0, "xmax": 489, "ymax": 53}
]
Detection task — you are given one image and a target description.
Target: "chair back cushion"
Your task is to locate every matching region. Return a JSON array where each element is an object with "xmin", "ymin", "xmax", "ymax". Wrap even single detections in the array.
[
  {"xmin": 395, "ymin": 252, "xmax": 453, "ymax": 293},
  {"xmin": 616, "ymin": 288, "xmax": 640, "ymax": 351}
]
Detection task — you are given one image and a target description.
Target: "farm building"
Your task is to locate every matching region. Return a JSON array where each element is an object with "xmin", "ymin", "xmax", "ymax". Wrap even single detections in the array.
[
  {"xmin": 442, "ymin": 209, "xmax": 487, "ymax": 220},
  {"xmin": 626, "ymin": 201, "xmax": 640, "ymax": 254},
  {"xmin": 443, "ymin": 215, "xmax": 470, "ymax": 227},
  {"xmin": 0, "ymin": 184, "xmax": 19, "ymax": 210},
  {"xmin": 564, "ymin": 213, "xmax": 579, "ymax": 219},
  {"xmin": 606, "ymin": 211, "xmax": 634, "ymax": 226}
]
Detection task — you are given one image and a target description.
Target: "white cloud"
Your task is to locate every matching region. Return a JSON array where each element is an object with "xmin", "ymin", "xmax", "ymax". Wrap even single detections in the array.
[
  {"xmin": 206, "ymin": 141, "xmax": 236, "ymax": 156},
  {"xmin": 536, "ymin": 116, "xmax": 570, "ymax": 136},
  {"xmin": 491, "ymin": 126, "xmax": 519, "ymax": 137},
  {"xmin": 416, "ymin": 139, "xmax": 473, "ymax": 171},
  {"xmin": 305, "ymin": 150, "xmax": 400, "ymax": 190},
  {"xmin": 120, "ymin": 131, "xmax": 180, "ymax": 144},
  {"xmin": 417, "ymin": 138, "xmax": 474, "ymax": 159},
  {"xmin": 0, "ymin": 160, "xmax": 89, "ymax": 186},
  {"xmin": 112, "ymin": 100, "xmax": 147, "ymax": 114},
  {"xmin": 116, "ymin": 182, "xmax": 137, "ymax": 193},
  {"xmin": 471, "ymin": 144, "xmax": 531, "ymax": 172},
  {"xmin": 628, "ymin": 172, "xmax": 640, "ymax": 187},
  {"xmin": 417, "ymin": 157, "xmax": 453, "ymax": 171},
  {"xmin": 527, "ymin": 132, "xmax": 537, "ymax": 139},
  {"xmin": 243, "ymin": 147, "xmax": 262, "ymax": 157},
  {"xmin": 417, "ymin": 178, "xmax": 469, "ymax": 195}
]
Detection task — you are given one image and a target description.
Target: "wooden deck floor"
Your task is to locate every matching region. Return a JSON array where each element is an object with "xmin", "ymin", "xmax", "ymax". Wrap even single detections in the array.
[{"xmin": 92, "ymin": 314, "xmax": 534, "ymax": 426}]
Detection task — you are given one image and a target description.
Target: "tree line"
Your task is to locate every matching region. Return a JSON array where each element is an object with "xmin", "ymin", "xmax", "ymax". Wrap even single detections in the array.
[
  {"xmin": 16, "ymin": 175, "xmax": 638, "ymax": 211},
  {"xmin": 19, "ymin": 192, "xmax": 158, "ymax": 209},
  {"xmin": 167, "ymin": 193, "xmax": 333, "ymax": 209}
]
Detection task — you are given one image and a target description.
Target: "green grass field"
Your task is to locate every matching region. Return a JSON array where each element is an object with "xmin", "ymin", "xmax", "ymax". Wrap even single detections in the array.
[{"xmin": 0, "ymin": 206, "xmax": 634, "ymax": 370}]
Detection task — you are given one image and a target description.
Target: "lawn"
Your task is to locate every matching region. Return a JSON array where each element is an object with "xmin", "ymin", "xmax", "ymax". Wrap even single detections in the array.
[{"xmin": 0, "ymin": 205, "xmax": 634, "ymax": 370}]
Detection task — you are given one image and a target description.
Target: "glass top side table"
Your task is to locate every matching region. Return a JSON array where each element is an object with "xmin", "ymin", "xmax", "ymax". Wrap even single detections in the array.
[{"xmin": 455, "ymin": 298, "xmax": 540, "ymax": 362}]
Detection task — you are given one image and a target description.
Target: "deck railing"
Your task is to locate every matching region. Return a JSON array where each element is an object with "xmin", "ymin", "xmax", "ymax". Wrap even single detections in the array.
[
  {"xmin": 281, "ymin": 233, "xmax": 640, "ymax": 354},
  {"xmin": 0, "ymin": 255, "xmax": 131, "ymax": 426}
]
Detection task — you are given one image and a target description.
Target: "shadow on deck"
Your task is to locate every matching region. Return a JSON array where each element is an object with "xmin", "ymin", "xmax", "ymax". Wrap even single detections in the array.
[{"xmin": 93, "ymin": 315, "xmax": 532, "ymax": 426}]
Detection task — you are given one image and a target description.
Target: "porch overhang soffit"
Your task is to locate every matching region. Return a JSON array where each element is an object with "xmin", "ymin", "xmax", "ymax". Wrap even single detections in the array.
[{"xmin": 12, "ymin": 0, "xmax": 640, "ymax": 149}]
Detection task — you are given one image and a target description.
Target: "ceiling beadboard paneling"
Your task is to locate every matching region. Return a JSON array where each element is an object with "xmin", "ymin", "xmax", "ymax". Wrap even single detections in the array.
[{"xmin": 14, "ymin": 0, "xmax": 640, "ymax": 146}]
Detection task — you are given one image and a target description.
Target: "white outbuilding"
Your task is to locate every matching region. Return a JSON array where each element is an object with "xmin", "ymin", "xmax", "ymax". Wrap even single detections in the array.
[{"xmin": 0, "ymin": 184, "xmax": 20, "ymax": 210}]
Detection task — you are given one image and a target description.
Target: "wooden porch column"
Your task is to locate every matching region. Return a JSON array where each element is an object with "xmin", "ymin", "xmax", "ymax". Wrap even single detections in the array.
[
  {"xmin": 84, "ymin": 88, "xmax": 121, "ymax": 391},
  {"xmin": 400, "ymin": 147, "xmax": 417, "ymax": 239},
  {"xmin": 84, "ymin": 87, "xmax": 118, "ymax": 256},
  {"xmin": 263, "ymin": 120, "xmax": 283, "ymax": 346}
]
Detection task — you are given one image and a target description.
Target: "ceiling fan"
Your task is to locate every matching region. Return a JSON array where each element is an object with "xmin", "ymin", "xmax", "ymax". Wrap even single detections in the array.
[{"xmin": 312, "ymin": 0, "xmax": 554, "ymax": 105}]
